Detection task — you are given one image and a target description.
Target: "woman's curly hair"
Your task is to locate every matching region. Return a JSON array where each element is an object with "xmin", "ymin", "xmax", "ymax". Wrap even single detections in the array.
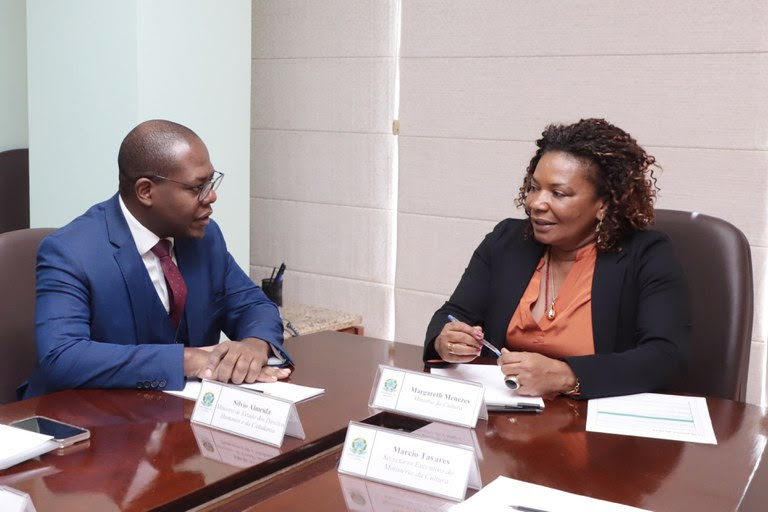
[{"xmin": 515, "ymin": 118, "xmax": 659, "ymax": 252}]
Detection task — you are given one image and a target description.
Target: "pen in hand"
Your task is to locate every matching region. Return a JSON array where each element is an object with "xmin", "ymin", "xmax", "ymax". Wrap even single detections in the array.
[
  {"xmin": 447, "ymin": 314, "xmax": 519, "ymax": 390},
  {"xmin": 446, "ymin": 314, "xmax": 502, "ymax": 358}
]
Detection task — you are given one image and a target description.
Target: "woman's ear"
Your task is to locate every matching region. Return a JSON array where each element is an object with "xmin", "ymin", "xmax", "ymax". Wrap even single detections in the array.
[{"xmin": 597, "ymin": 200, "xmax": 608, "ymax": 221}]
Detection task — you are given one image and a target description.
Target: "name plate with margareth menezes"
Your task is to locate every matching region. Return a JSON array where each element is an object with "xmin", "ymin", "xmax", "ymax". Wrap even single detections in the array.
[{"xmin": 369, "ymin": 365, "xmax": 487, "ymax": 427}]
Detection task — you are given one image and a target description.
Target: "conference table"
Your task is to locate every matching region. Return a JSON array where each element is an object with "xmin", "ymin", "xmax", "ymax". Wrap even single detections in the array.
[{"xmin": 1, "ymin": 332, "xmax": 766, "ymax": 511}]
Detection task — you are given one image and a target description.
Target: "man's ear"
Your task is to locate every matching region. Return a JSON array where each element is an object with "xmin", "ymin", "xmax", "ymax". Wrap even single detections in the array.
[{"xmin": 135, "ymin": 178, "xmax": 154, "ymax": 207}]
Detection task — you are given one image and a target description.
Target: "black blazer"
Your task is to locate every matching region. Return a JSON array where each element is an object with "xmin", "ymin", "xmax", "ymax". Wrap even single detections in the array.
[{"xmin": 424, "ymin": 219, "xmax": 690, "ymax": 399}]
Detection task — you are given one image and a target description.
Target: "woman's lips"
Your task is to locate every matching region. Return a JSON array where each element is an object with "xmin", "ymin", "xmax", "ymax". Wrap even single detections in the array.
[{"xmin": 531, "ymin": 217, "xmax": 555, "ymax": 232}]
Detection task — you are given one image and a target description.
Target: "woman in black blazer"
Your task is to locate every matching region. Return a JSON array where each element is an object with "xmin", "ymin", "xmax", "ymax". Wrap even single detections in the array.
[{"xmin": 424, "ymin": 119, "xmax": 689, "ymax": 400}]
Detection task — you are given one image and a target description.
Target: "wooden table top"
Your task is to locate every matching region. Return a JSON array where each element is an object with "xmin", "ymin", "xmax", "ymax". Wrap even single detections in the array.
[
  {"xmin": 203, "ymin": 396, "xmax": 768, "ymax": 512},
  {"xmin": 1, "ymin": 331, "xmax": 766, "ymax": 512},
  {"xmin": 0, "ymin": 332, "xmax": 421, "ymax": 511}
]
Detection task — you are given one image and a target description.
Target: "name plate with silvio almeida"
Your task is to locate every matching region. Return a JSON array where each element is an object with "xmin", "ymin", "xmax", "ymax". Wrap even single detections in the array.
[
  {"xmin": 338, "ymin": 421, "xmax": 481, "ymax": 501},
  {"xmin": 191, "ymin": 379, "xmax": 305, "ymax": 447},
  {"xmin": 369, "ymin": 365, "xmax": 487, "ymax": 427}
]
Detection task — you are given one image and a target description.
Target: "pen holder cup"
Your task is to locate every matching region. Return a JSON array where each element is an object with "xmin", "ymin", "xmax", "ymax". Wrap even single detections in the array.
[{"xmin": 261, "ymin": 278, "xmax": 283, "ymax": 307}]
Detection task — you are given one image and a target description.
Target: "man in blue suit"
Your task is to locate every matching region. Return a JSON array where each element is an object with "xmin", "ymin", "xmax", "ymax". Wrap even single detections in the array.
[{"xmin": 22, "ymin": 120, "xmax": 291, "ymax": 398}]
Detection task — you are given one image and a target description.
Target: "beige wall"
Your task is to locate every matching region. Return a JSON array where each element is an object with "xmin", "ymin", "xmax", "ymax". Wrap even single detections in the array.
[
  {"xmin": 395, "ymin": 1, "xmax": 768, "ymax": 405},
  {"xmin": 250, "ymin": 1, "xmax": 399, "ymax": 339},
  {"xmin": 252, "ymin": 0, "xmax": 767, "ymax": 404}
]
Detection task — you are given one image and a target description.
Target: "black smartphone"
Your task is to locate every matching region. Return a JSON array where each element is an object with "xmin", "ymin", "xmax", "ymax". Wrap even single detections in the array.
[{"xmin": 10, "ymin": 416, "xmax": 91, "ymax": 448}]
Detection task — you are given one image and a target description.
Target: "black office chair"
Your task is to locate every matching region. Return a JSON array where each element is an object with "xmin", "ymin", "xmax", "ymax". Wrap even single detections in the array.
[
  {"xmin": 0, "ymin": 148, "xmax": 30, "ymax": 234},
  {"xmin": 653, "ymin": 209, "xmax": 753, "ymax": 402},
  {"xmin": 0, "ymin": 227, "xmax": 55, "ymax": 403}
]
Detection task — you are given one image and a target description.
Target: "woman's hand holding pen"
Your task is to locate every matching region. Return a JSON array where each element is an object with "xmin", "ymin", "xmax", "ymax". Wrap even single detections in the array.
[{"xmin": 435, "ymin": 320, "xmax": 483, "ymax": 363}]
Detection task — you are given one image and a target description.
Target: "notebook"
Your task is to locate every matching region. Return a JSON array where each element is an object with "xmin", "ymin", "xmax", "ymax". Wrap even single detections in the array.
[{"xmin": 431, "ymin": 364, "xmax": 545, "ymax": 412}]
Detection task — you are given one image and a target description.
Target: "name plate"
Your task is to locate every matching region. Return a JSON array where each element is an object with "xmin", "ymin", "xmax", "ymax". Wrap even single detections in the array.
[
  {"xmin": 338, "ymin": 421, "xmax": 481, "ymax": 501},
  {"xmin": 191, "ymin": 379, "xmax": 305, "ymax": 447},
  {"xmin": 369, "ymin": 365, "xmax": 487, "ymax": 427}
]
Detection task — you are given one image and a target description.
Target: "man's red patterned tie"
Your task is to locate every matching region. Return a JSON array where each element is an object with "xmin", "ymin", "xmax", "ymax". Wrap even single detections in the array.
[{"xmin": 151, "ymin": 239, "xmax": 187, "ymax": 329}]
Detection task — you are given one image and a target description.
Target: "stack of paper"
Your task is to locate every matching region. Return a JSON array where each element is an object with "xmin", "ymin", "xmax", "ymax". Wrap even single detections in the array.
[
  {"xmin": 431, "ymin": 365, "xmax": 544, "ymax": 412},
  {"xmin": 586, "ymin": 393, "xmax": 717, "ymax": 444},
  {"xmin": 0, "ymin": 424, "xmax": 59, "ymax": 471}
]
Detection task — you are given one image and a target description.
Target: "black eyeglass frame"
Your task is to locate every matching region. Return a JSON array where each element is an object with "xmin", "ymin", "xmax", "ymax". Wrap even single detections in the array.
[{"xmin": 144, "ymin": 170, "xmax": 224, "ymax": 203}]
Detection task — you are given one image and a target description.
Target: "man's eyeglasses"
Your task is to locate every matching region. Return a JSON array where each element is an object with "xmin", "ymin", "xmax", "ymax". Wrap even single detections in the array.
[{"xmin": 146, "ymin": 170, "xmax": 224, "ymax": 203}]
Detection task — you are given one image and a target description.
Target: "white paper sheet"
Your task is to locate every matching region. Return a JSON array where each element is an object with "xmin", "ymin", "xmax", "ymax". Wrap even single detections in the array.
[
  {"xmin": 451, "ymin": 475, "xmax": 650, "ymax": 512},
  {"xmin": 0, "ymin": 424, "xmax": 58, "ymax": 471},
  {"xmin": 586, "ymin": 393, "xmax": 717, "ymax": 444},
  {"xmin": 165, "ymin": 379, "xmax": 324, "ymax": 403},
  {"xmin": 431, "ymin": 365, "xmax": 544, "ymax": 411},
  {"xmin": 0, "ymin": 485, "xmax": 36, "ymax": 512}
]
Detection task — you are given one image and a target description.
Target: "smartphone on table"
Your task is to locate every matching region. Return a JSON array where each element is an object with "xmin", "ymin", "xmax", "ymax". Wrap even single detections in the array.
[{"xmin": 10, "ymin": 416, "xmax": 91, "ymax": 448}]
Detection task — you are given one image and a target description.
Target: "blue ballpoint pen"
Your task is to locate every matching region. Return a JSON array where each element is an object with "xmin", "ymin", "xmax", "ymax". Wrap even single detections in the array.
[
  {"xmin": 447, "ymin": 314, "xmax": 520, "ymax": 390},
  {"xmin": 447, "ymin": 314, "xmax": 502, "ymax": 357}
]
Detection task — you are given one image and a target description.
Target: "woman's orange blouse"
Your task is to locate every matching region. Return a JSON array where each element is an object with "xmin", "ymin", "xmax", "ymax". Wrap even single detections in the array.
[{"xmin": 505, "ymin": 244, "xmax": 597, "ymax": 357}]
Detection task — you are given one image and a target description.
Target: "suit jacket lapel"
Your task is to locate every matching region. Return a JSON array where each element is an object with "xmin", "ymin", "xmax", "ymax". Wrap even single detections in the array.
[
  {"xmin": 105, "ymin": 195, "xmax": 175, "ymax": 343},
  {"xmin": 592, "ymin": 249, "xmax": 627, "ymax": 354}
]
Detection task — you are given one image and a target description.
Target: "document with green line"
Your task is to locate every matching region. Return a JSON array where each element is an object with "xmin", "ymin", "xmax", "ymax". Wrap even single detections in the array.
[{"xmin": 585, "ymin": 393, "xmax": 717, "ymax": 444}]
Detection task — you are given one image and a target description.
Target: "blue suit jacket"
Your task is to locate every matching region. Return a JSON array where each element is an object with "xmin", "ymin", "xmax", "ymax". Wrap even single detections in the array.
[{"xmin": 23, "ymin": 194, "xmax": 290, "ymax": 398}]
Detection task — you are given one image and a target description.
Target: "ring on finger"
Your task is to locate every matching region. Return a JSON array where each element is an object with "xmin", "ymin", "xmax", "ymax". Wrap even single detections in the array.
[
  {"xmin": 448, "ymin": 342, "xmax": 455, "ymax": 354},
  {"xmin": 505, "ymin": 375, "xmax": 520, "ymax": 390}
]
